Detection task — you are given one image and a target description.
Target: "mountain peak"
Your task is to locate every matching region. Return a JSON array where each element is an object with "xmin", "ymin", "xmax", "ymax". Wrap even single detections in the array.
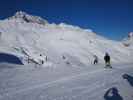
[
  {"xmin": 14, "ymin": 11, "xmax": 29, "ymax": 18},
  {"xmin": 9, "ymin": 11, "xmax": 48, "ymax": 25}
]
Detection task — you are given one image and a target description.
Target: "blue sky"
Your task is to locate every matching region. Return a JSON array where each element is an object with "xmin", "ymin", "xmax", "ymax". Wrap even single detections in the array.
[{"xmin": 0, "ymin": 0, "xmax": 132, "ymax": 40}]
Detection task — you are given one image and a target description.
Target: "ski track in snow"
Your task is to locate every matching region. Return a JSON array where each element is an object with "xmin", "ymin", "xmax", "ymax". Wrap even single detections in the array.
[
  {"xmin": 0, "ymin": 63, "xmax": 133, "ymax": 100},
  {"xmin": 1, "ymin": 68, "xmax": 104, "ymax": 98}
]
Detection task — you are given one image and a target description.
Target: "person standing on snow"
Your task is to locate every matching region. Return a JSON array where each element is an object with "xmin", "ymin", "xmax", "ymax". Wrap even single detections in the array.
[
  {"xmin": 104, "ymin": 52, "xmax": 111, "ymax": 67},
  {"xmin": 93, "ymin": 55, "xmax": 98, "ymax": 64}
]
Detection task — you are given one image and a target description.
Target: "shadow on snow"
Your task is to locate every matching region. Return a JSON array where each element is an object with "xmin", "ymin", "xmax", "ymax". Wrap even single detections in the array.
[
  {"xmin": 0, "ymin": 53, "xmax": 23, "ymax": 65},
  {"xmin": 104, "ymin": 87, "xmax": 123, "ymax": 100},
  {"xmin": 123, "ymin": 74, "xmax": 133, "ymax": 87}
]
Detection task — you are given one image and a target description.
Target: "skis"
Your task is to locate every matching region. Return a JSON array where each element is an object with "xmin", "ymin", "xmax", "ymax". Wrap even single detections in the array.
[{"xmin": 104, "ymin": 65, "xmax": 112, "ymax": 69}]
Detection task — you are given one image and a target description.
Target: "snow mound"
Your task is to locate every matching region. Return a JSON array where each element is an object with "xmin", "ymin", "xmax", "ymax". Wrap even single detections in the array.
[{"xmin": 59, "ymin": 23, "xmax": 93, "ymax": 33}]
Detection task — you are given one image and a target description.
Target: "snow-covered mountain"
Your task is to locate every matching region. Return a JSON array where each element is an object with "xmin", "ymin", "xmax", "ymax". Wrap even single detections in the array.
[{"xmin": 0, "ymin": 11, "xmax": 133, "ymax": 66}]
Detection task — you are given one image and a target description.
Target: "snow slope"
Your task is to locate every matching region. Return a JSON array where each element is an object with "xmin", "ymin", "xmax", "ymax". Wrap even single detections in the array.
[
  {"xmin": 0, "ymin": 11, "xmax": 133, "ymax": 66},
  {"xmin": 0, "ymin": 63, "xmax": 133, "ymax": 100}
]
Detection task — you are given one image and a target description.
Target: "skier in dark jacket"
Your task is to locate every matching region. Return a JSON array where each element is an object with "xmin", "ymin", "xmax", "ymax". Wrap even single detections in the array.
[{"xmin": 104, "ymin": 52, "xmax": 111, "ymax": 67}]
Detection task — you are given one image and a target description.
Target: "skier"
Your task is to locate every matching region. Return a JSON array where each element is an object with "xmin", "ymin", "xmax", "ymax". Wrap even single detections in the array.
[
  {"xmin": 45, "ymin": 55, "xmax": 48, "ymax": 62},
  {"xmin": 39, "ymin": 54, "xmax": 44, "ymax": 64},
  {"xmin": 41, "ymin": 60, "xmax": 44, "ymax": 64},
  {"xmin": 93, "ymin": 55, "xmax": 98, "ymax": 64},
  {"xmin": 104, "ymin": 52, "xmax": 111, "ymax": 68}
]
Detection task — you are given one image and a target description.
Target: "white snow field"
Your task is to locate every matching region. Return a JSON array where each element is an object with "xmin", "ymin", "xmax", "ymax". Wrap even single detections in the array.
[
  {"xmin": 0, "ymin": 63, "xmax": 133, "ymax": 100},
  {"xmin": 0, "ymin": 11, "xmax": 133, "ymax": 100}
]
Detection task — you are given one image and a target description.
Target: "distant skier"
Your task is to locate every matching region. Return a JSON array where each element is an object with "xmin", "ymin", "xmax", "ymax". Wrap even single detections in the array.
[
  {"xmin": 39, "ymin": 54, "xmax": 44, "ymax": 64},
  {"xmin": 41, "ymin": 60, "xmax": 44, "ymax": 64},
  {"xmin": 93, "ymin": 55, "xmax": 98, "ymax": 64},
  {"xmin": 45, "ymin": 55, "xmax": 48, "ymax": 62},
  {"xmin": 104, "ymin": 52, "xmax": 111, "ymax": 68}
]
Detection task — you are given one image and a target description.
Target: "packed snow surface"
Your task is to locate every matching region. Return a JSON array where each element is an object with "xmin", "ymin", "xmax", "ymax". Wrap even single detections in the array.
[{"xmin": 0, "ymin": 63, "xmax": 133, "ymax": 100}]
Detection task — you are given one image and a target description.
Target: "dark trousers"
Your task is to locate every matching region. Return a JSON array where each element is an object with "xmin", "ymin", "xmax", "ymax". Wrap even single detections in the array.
[{"xmin": 94, "ymin": 60, "xmax": 98, "ymax": 64}]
